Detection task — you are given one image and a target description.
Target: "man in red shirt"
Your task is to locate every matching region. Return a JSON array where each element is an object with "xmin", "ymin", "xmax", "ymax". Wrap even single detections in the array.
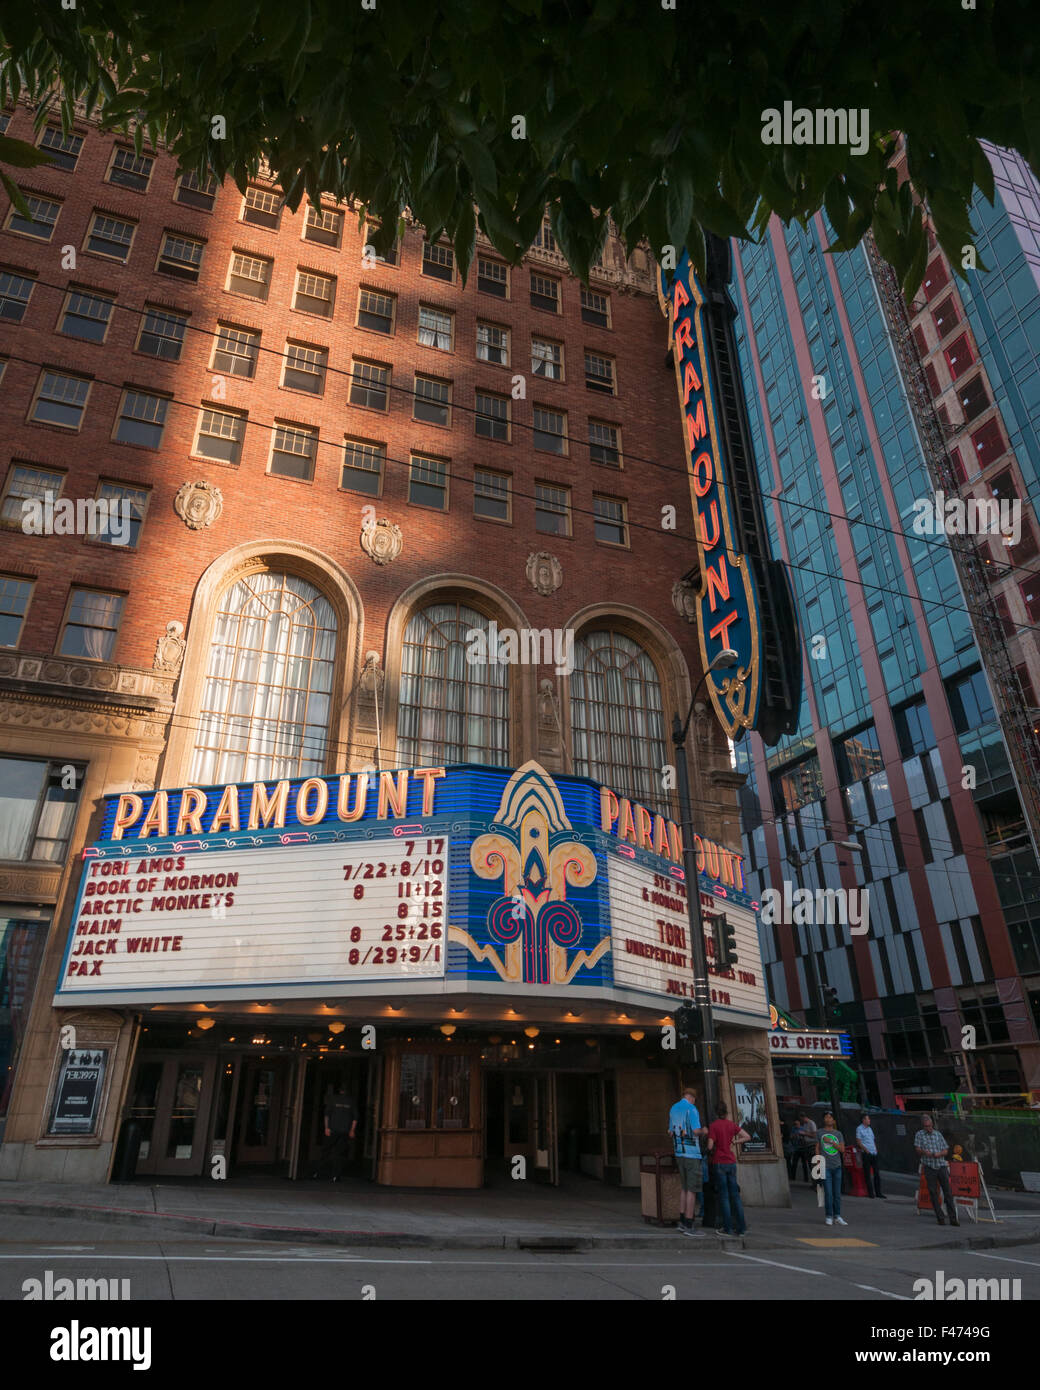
[{"xmin": 707, "ymin": 1101, "xmax": 751, "ymax": 1236}]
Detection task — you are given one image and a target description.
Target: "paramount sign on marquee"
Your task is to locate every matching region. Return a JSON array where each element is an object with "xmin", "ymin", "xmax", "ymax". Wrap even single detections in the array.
[{"xmin": 57, "ymin": 762, "xmax": 768, "ymax": 1021}]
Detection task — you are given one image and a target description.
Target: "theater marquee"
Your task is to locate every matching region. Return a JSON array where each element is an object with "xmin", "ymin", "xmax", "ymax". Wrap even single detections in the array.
[{"xmin": 56, "ymin": 761, "xmax": 768, "ymax": 1022}]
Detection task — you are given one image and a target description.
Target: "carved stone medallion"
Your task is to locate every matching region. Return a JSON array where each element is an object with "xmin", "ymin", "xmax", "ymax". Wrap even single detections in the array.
[
  {"xmin": 153, "ymin": 621, "xmax": 186, "ymax": 673},
  {"xmin": 174, "ymin": 480, "xmax": 224, "ymax": 531},
  {"xmin": 526, "ymin": 551, "xmax": 563, "ymax": 596},
  {"xmin": 671, "ymin": 578, "xmax": 698, "ymax": 623},
  {"xmin": 360, "ymin": 518, "xmax": 403, "ymax": 565}
]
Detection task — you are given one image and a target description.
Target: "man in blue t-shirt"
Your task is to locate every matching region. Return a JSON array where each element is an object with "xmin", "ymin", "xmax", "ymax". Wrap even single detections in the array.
[{"xmin": 668, "ymin": 1087, "xmax": 708, "ymax": 1235}]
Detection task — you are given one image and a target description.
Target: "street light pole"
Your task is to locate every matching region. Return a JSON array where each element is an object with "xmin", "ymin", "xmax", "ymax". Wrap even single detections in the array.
[{"xmin": 672, "ymin": 649, "xmax": 738, "ymax": 1129}]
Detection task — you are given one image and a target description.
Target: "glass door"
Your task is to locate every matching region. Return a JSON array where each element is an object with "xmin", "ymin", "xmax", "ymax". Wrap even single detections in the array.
[
  {"xmin": 130, "ymin": 1054, "xmax": 217, "ymax": 1177},
  {"xmin": 533, "ymin": 1072, "xmax": 559, "ymax": 1186},
  {"xmin": 235, "ymin": 1058, "xmax": 288, "ymax": 1165}
]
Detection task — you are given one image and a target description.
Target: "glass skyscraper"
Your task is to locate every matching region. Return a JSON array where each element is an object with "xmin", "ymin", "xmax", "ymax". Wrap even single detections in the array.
[{"xmin": 732, "ymin": 148, "xmax": 1040, "ymax": 1107}]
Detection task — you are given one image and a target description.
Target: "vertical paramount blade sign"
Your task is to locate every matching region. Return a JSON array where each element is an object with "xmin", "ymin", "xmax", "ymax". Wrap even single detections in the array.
[{"xmin": 660, "ymin": 248, "xmax": 763, "ymax": 739}]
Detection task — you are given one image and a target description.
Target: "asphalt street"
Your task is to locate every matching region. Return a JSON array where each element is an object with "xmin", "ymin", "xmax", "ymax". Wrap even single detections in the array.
[{"xmin": 2, "ymin": 1215, "xmax": 1038, "ymax": 1301}]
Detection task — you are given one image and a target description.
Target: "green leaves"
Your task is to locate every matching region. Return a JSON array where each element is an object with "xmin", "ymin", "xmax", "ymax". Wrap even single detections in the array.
[
  {"xmin": 0, "ymin": 0, "xmax": 1035, "ymax": 298},
  {"xmin": 0, "ymin": 134, "xmax": 55, "ymax": 170}
]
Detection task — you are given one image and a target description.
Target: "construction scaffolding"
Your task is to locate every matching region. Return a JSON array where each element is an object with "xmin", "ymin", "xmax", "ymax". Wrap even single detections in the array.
[{"xmin": 864, "ymin": 231, "xmax": 1040, "ymax": 865}]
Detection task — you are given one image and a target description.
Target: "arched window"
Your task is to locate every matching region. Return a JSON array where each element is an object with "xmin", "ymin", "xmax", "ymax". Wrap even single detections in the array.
[
  {"xmin": 190, "ymin": 572, "xmax": 336, "ymax": 784},
  {"xmin": 397, "ymin": 602, "xmax": 509, "ymax": 767},
  {"xmin": 570, "ymin": 629, "xmax": 668, "ymax": 813}
]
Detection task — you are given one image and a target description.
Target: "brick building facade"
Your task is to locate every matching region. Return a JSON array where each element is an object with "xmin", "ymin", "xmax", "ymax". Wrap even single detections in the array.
[{"xmin": 0, "ymin": 101, "xmax": 784, "ymax": 1197}]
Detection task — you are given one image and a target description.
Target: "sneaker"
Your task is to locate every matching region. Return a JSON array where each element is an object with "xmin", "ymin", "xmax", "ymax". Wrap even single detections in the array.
[
  {"xmin": 825, "ymin": 1217, "xmax": 833, "ymax": 1225},
  {"xmin": 680, "ymin": 1224, "xmax": 701, "ymax": 1237},
  {"xmin": 835, "ymin": 1216, "xmax": 848, "ymax": 1226},
  {"xmin": 715, "ymin": 1227, "xmax": 729, "ymax": 1235},
  {"xmin": 879, "ymin": 1194, "xmax": 888, "ymax": 1199},
  {"xmin": 951, "ymin": 1218, "xmax": 960, "ymax": 1227},
  {"xmin": 937, "ymin": 1215, "xmax": 946, "ymax": 1225}
]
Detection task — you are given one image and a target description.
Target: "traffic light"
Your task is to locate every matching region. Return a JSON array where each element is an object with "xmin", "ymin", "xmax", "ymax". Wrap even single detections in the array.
[
  {"xmin": 715, "ymin": 914, "xmax": 738, "ymax": 969},
  {"xmin": 821, "ymin": 984, "xmax": 840, "ymax": 1020},
  {"xmin": 676, "ymin": 1001, "xmax": 704, "ymax": 1042}
]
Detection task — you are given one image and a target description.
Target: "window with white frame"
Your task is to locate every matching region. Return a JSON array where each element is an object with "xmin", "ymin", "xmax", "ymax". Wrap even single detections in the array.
[
  {"xmin": 212, "ymin": 324, "xmax": 260, "ymax": 378},
  {"xmin": 293, "ymin": 269, "xmax": 335, "ymax": 317},
  {"xmin": 270, "ymin": 423, "xmax": 318, "ymax": 480},
  {"xmin": 304, "ymin": 204, "xmax": 343, "ymax": 248},
  {"xmin": 1, "ymin": 464, "xmax": 64, "ymax": 527},
  {"xmin": 157, "ymin": 232, "xmax": 204, "ymax": 281},
  {"xmin": 477, "ymin": 258, "xmax": 508, "ymax": 297},
  {"xmin": 189, "ymin": 572, "xmax": 337, "ymax": 784},
  {"xmin": 137, "ymin": 306, "xmax": 188, "ymax": 360},
  {"xmin": 242, "ymin": 185, "xmax": 282, "ymax": 229},
  {"xmin": 59, "ymin": 289, "xmax": 114, "ymax": 343},
  {"xmin": 408, "ymin": 454, "xmax": 448, "ymax": 509},
  {"xmin": 39, "ymin": 127, "xmax": 83, "ymax": 170},
  {"xmin": 530, "ymin": 272, "xmax": 560, "ymax": 312},
  {"xmin": 94, "ymin": 482, "xmax": 149, "ymax": 547},
  {"xmin": 357, "ymin": 287, "xmax": 395, "ymax": 333},
  {"xmin": 588, "ymin": 419, "xmax": 621, "ymax": 466},
  {"xmin": 59, "ymin": 589, "xmax": 124, "ymax": 661},
  {"xmin": 475, "ymin": 390, "xmax": 509, "ymax": 441},
  {"xmin": 476, "ymin": 321, "xmax": 508, "ymax": 365},
  {"xmin": 85, "ymin": 212, "xmax": 134, "ymax": 260},
  {"xmin": 0, "ymin": 270, "xmax": 35, "ymax": 322},
  {"xmin": 6, "ymin": 195, "xmax": 61, "ymax": 241},
  {"xmin": 283, "ymin": 342, "xmax": 328, "ymax": 394},
  {"xmin": 396, "ymin": 602, "xmax": 509, "ymax": 766},
  {"xmin": 341, "ymin": 439, "xmax": 385, "ymax": 495},
  {"xmin": 30, "ymin": 371, "xmax": 90, "ymax": 430},
  {"xmin": 474, "ymin": 468, "xmax": 510, "ymax": 522},
  {"xmin": 533, "ymin": 405, "xmax": 567, "ymax": 454},
  {"xmin": 108, "ymin": 146, "xmax": 153, "ymax": 191},
  {"xmin": 195, "ymin": 406, "xmax": 246, "ymax": 464},
  {"xmin": 534, "ymin": 481, "xmax": 570, "ymax": 535},
  {"xmin": 0, "ymin": 576, "xmax": 32, "ymax": 647},
  {"xmin": 228, "ymin": 251, "xmax": 272, "ymax": 300},
  {"xmin": 593, "ymin": 494, "xmax": 627, "ymax": 546},
  {"xmin": 422, "ymin": 240, "xmax": 454, "ymax": 281},
  {"xmin": 585, "ymin": 350, "xmax": 616, "ymax": 394},
  {"xmin": 413, "ymin": 374, "xmax": 451, "ymax": 426},
  {"xmin": 114, "ymin": 389, "xmax": 168, "ymax": 448},
  {"xmin": 418, "ymin": 305, "xmax": 452, "ymax": 350},
  {"xmin": 570, "ymin": 630, "xmax": 668, "ymax": 816},
  {"xmin": 175, "ymin": 170, "xmax": 218, "ymax": 210},
  {"xmin": 349, "ymin": 359, "xmax": 390, "ymax": 409},
  {"xmin": 532, "ymin": 337, "xmax": 563, "ymax": 379}
]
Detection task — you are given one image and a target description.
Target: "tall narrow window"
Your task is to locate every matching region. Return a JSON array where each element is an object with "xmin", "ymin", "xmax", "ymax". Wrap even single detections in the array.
[
  {"xmin": 570, "ymin": 630, "xmax": 667, "ymax": 815},
  {"xmin": 189, "ymin": 572, "xmax": 337, "ymax": 784},
  {"xmin": 397, "ymin": 602, "xmax": 509, "ymax": 767}
]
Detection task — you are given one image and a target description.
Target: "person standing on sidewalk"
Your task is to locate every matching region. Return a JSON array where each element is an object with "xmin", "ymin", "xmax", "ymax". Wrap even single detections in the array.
[
  {"xmin": 855, "ymin": 1113, "xmax": 885, "ymax": 1199},
  {"xmin": 914, "ymin": 1114, "xmax": 960, "ymax": 1226},
  {"xmin": 707, "ymin": 1101, "xmax": 750, "ymax": 1236},
  {"xmin": 816, "ymin": 1111, "xmax": 847, "ymax": 1227},
  {"xmin": 668, "ymin": 1086, "xmax": 708, "ymax": 1237}
]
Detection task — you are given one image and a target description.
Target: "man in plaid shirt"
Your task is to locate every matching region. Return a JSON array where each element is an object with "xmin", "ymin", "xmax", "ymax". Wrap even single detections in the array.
[{"xmin": 914, "ymin": 1114, "xmax": 960, "ymax": 1226}]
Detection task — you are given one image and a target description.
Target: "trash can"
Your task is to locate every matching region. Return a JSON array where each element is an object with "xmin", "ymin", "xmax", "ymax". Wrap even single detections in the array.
[
  {"xmin": 111, "ymin": 1118, "xmax": 143, "ymax": 1183},
  {"xmin": 640, "ymin": 1150, "xmax": 681, "ymax": 1225},
  {"xmin": 843, "ymin": 1143, "xmax": 868, "ymax": 1198}
]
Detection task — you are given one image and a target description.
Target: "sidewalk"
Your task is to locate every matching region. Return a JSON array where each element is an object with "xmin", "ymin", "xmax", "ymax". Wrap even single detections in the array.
[{"xmin": 3, "ymin": 1169, "xmax": 1040, "ymax": 1251}]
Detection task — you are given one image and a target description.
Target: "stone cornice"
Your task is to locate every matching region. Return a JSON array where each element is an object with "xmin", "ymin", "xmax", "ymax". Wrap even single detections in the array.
[{"xmin": 0, "ymin": 652, "xmax": 175, "ymax": 709}]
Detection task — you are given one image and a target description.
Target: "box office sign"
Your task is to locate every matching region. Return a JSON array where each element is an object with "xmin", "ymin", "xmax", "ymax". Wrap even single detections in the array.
[
  {"xmin": 55, "ymin": 760, "xmax": 768, "ymax": 1018},
  {"xmin": 48, "ymin": 1048, "xmax": 108, "ymax": 1135},
  {"xmin": 768, "ymin": 1029, "xmax": 850, "ymax": 1056}
]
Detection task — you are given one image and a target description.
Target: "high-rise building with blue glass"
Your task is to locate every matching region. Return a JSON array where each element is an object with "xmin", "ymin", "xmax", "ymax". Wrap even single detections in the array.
[{"xmin": 732, "ymin": 144, "xmax": 1040, "ymax": 1107}]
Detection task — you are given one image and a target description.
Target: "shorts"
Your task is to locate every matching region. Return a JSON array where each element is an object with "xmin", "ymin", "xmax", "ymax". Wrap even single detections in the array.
[{"xmin": 676, "ymin": 1155, "xmax": 702, "ymax": 1190}]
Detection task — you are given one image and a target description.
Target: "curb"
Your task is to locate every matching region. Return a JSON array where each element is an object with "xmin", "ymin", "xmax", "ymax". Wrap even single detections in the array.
[{"xmin": 3, "ymin": 1198, "xmax": 1039, "ymax": 1253}]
